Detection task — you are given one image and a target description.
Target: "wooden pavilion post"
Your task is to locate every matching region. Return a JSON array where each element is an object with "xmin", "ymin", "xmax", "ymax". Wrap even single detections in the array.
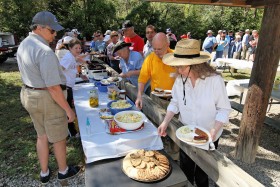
[{"xmin": 235, "ymin": 3, "xmax": 280, "ymax": 163}]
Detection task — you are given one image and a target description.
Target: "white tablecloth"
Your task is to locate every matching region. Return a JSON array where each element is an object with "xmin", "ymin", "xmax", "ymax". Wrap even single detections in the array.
[
  {"xmin": 73, "ymin": 83, "xmax": 163, "ymax": 164},
  {"xmin": 226, "ymin": 79, "xmax": 249, "ymax": 97},
  {"xmin": 214, "ymin": 58, "xmax": 253, "ymax": 70}
]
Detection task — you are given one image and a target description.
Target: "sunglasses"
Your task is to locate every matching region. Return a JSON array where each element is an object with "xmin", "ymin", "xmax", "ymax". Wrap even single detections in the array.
[{"xmin": 45, "ymin": 27, "xmax": 56, "ymax": 34}]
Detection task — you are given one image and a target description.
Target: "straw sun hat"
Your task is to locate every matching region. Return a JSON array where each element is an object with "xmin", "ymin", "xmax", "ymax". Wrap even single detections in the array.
[{"xmin": 162, "ymin": 39, "xmax": 211, "ymax": 66}]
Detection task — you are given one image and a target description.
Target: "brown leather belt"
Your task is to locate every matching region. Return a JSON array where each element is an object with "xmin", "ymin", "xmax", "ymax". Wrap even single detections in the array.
[{"xmin": 24, "ymin": 84, "xmax": 67, "ymax": 91}]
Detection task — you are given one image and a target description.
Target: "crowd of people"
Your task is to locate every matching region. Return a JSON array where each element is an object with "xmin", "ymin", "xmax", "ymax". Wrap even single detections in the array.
[
  {"xmin": 18, "ymin": 10, "xmax": 260, "ymax": 186},
  {"xmin": 202, "ymin": 29, "xmax": 259, "ymax": 62}
]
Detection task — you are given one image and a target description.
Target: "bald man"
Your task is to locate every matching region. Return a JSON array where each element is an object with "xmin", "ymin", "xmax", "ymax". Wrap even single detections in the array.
[{"xmin": 136, "ymin": 32, "xmax": 176, "ymax": 109}]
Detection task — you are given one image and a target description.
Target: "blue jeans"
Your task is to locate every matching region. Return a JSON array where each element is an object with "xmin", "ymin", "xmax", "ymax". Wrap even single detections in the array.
[
  {"xmin": 214, "ymin": 50, "xmax": 223, "ymax": 61},
  {"xmin": 204, "ymin": 48, "xmax": 212, "ymax": 54}
]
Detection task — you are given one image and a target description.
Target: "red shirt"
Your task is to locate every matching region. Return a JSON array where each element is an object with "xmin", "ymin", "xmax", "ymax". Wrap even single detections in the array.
[{"xmin": 124, "ymin": 34, "xmax": 144, "ymax": 53}]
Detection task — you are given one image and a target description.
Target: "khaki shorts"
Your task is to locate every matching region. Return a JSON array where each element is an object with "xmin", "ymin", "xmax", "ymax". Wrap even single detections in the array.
[{"xmin": 20, "ymin": 87, "xmax": 68, "ymax": 143}]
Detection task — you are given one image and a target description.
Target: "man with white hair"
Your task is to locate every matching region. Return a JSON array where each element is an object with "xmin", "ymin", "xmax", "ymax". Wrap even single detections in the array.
[{"xmin": 122, "ymin": 20, "xmax": 144, "ymax": 55}]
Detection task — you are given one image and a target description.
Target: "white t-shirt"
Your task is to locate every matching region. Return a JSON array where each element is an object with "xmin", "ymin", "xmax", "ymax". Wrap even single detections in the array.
[
  {"xmin": 60, "ymin": 51, "xmax": 78, "ymax": 88},
  {"xmin": 167, "ymin": 75, "xmax": 231, "ymax": 141}
]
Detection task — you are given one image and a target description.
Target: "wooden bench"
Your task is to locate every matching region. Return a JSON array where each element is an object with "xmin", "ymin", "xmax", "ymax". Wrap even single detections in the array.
[{"xmin": 230, "ymin": 101, "xmax": 280, "ymax": 130}]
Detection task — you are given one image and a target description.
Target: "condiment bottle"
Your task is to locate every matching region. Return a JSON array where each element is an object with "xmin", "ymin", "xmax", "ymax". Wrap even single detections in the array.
[{"xmin": 89, "ymin": 88, "xmax": 99, "ymax": 107}]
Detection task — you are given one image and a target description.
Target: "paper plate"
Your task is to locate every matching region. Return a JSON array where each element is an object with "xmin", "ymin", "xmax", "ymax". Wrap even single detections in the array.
[{"xmin": 176, "ymin": 125, "xmax": 211, "ymax": 146}]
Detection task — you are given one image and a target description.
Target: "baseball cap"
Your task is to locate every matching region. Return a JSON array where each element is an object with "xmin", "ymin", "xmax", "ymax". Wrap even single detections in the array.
[
  {"xmin": 32, "ymin": 11, "xmax": 64, "ymax": 31},
  {"xmin": 71, "ymin": 29, "xmax": 80, "ymax": 35},
  {"xmin": 103, "ymin": 35, "xmax": 111, "ymax": 42},
  {"xmin": 104, "ymin": 30, "xmax": 111, "ymax": 35},
  {"xmin": 245, "ymin": 29, "xmax": 250, "ymax": 32},
  {"xmin": 206, "ymin": 30, "xmax": 213, "ymax": 34},
  {"xmin": 122, "ymin": 20, "xmax": 133, "ymax": 30}
]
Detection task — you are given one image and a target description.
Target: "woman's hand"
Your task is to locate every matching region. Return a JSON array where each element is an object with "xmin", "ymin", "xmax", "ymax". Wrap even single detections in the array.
[{"xmin": 158, "ymin": 122, "xmax": 168, "ymax": 137}]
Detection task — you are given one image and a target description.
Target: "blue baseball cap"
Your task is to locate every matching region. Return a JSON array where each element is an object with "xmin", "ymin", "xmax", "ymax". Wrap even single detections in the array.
[{"xmin": 32, "ymin": 11, "xmax": 64, "ymax": 31}]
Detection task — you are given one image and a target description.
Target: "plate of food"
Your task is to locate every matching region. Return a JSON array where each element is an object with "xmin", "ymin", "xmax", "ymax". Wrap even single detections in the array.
[
  {"xmin": 100, "ymin": 79, "xmax": 111, "ymax": 85},
  {"xmin": 151, "ymin": 88, "xmax": 172, "ymax": 97},
  {"xmin": 176, "ymin": 125, "xmax": 210, "ymax": 146},
  {"xmin": 107, "ymin": 76, "xmax": 122, "ymax": 83},
  {"xmin": 122, "ymin": 149, "xmax": 171, "ymax": 182}
]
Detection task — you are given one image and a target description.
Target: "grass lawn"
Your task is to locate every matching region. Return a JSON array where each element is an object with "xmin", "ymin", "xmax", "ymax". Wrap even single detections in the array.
[{"xmin": 0, "ymin": 62, "xmax": 84, "ymax": 180}]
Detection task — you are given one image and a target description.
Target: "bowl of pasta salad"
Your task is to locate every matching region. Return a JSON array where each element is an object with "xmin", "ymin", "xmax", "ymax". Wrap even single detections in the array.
[
  {"xmin": 114, "ymin": 110, "xmax": 146, "ymax": 130},
  {"xmin": 107, "ymin": 100, "xmax": 134, "ymax": 115}
]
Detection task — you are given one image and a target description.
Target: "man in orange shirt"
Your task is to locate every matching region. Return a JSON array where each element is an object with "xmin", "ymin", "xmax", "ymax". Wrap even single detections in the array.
[
  {"xmin": 136, "ymin": 32, "xmax": 176, "ymax": 109},
  {"xmin": 122, "ymin": 20, "xmax": 145, "ymax": 55}
]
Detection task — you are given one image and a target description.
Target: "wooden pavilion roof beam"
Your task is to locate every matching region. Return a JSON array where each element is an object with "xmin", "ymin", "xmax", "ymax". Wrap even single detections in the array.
[
  {"xmin": 145, "ymin": 0, "xmax": 280, "ymax": 7},
  {"xmin": 145, "ymin": 0, "xmax": 249, "ymax": 7}
]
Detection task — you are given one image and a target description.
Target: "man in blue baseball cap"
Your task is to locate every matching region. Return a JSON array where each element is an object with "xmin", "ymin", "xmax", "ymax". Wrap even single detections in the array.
[{"xmin": 17, "ymin": 11, "xmax": 80, "ymax": 184}]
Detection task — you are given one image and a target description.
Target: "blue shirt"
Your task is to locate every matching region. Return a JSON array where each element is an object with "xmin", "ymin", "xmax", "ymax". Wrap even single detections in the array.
[
  {"xmin": 216, "ymin": 39, "xmax": 225, "ymax": 51},
  {"xmin": 119, "ymin": 51, "xmax": 149, "ymax": 91},
  {"xmin": 224, "ymin": 35, "xmax": 230, "ymax": 49},
  {"xmin": 90, "ymin": 41, "xmax": 95, "ymax": 50},
  {"xmin": 242, "ymin": 34, "xmax": 250, "ymax": 46},
  {"xmin": 232, "ymin": 41, "xmax": 242, "ymax": 53},
  {"xmin": 94, "ymin": 40, "xmax": 105, "ymax": 52},
  {"xmin": 203, "ymin": 36, "xmax": 217, "ymax": 49}
]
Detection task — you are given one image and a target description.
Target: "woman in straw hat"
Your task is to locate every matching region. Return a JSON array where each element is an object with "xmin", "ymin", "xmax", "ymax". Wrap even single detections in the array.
[{"xmin": 158, "ymin": 39, "xmax": 231, "ymax": 186}]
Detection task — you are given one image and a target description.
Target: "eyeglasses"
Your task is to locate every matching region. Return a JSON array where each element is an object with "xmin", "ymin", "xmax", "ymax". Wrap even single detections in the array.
[{"xmin": 45, "ymin": 27, "xmax": 56, "ymax": 34}]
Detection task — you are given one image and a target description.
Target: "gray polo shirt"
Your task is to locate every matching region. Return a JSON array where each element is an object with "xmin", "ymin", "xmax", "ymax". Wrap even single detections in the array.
[{"xmin": 17, "ymin": 32, "xmax": 66, "ymax": 88}]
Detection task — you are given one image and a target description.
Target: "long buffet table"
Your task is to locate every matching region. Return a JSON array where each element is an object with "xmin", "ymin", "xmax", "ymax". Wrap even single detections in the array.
[
  {"xmin": 73, "ymin": 82, "xmax": 163, "ymax": 163},
  {"xmin": 73, "ymin": 81, "xmax": 188, "ymax": 186}
]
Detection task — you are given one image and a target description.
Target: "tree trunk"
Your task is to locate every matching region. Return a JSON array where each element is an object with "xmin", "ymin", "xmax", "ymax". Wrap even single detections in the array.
[{"xmin": 235, "ymin": 4, "xmax": 280, "ymax": 163}]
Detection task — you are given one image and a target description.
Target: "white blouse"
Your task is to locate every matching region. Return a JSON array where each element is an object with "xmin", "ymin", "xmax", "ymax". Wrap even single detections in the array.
[
  {"xmin": 167, "ymin": 74, "xmax": 231, "ymax": 141},
  {"xmin": 60, "ymin": 51, "xmax": 78, "ymax": 88}
]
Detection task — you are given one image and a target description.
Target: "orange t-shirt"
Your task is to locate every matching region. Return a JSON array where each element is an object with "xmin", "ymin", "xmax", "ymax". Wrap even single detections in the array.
[
  {"xmin": 124, "ymin": 35, "xmax": 145, "ymax": 53},
  {"xmin": 138, "ymin": 49, "xmax": 176, "ymax": 91}
]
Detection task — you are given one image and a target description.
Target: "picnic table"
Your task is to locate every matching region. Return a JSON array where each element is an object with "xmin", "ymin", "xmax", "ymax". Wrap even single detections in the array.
[
  {"xmin": 239, "ymin": 83, "xmax": 280, "ymax": 108},
  {"xmin": 72, "ymin": 81, "xmax": 189, "ymax": 186},
  {"xmin": 214, "ymin": 58, "xmax": 253, "ymax": 75}
]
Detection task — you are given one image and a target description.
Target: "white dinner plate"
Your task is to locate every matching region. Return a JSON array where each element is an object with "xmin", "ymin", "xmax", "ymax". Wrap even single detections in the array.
[
  {"xmin": 176, "ymin": 125, "xmax": 211, "ymax": 146},
  {"xmin": 107, "ymin": 77, "xmax": 122, "ymax": 83},
  {"xmin": 151, "ymin": 90, "xmax": 172, "ymax": 97}
]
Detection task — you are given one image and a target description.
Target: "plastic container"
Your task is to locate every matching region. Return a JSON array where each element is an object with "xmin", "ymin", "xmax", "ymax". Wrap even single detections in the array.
[
  {"xmin": 107, "ymin": 100, "xmax": 134, "ymax": 115},
  {"xmin": 95, "ymin": 82, "xmax": 113, "ymax": 92}
]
